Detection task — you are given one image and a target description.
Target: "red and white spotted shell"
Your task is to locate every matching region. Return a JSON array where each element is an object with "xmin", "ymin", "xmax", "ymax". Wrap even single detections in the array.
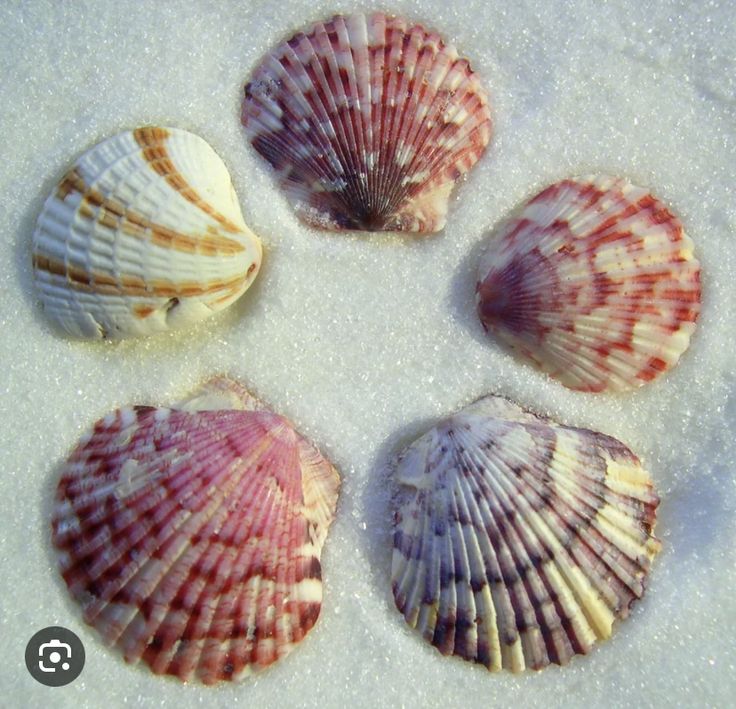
[
  {"xmin": 392, "ymin": 395, "xmax": 661, "ymax": 671},
  {"xmin": 52, "ymin": 377, "xmax": 340, "ymax": 684},
  {"xmin": 242, "ymin": 12, "xmax": 492, "ymax": 233},
  {"xmin": 476, "ymin": 175, "xmax": 701, "ymax": 392}
]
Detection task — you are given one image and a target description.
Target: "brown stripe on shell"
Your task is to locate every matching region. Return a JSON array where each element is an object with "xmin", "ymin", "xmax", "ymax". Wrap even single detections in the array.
[
  {"xmin": 51, "ymin": 167, "xmax": 246, "ymax": 257},
  {"xmin": 32, "ymin": 253, "xmax": 246, "ymax": 299},
  {"xmin": 134, "ymin": 127, "xmax": 243, "ymax": 234}
]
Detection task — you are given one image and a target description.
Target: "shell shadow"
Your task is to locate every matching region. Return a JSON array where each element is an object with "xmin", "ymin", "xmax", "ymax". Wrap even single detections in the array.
[
  {"xmin": 658, "ymin": 372, "xmax": 736, "ymax": 563},
  {"xmin": 360, "ymin": 413, "xmax": 442, "ymax": 616},
  {"xmin": 446, "ymin": 223, "xmax": 517, "ymax": 359},
  {"xmin": 663, "ymin": 461, "xmax": 733, "ymax": 562}
]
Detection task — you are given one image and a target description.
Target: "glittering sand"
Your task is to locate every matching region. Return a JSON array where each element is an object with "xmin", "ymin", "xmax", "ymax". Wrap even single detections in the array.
[{"xmin": 0, "ymin": 1, "xmax": 734, "ymax": 707}]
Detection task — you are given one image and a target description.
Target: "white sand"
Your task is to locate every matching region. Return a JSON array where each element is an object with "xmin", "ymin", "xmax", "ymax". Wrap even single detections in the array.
[{"xmin": 1, "ymin": 1, "xmax": 734, "ymax": 707}]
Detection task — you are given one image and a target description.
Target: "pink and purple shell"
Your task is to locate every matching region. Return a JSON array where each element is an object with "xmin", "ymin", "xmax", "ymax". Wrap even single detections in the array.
[{"xmin": 52, "ymin": 378, "xmax": 340, "ymax": 684}]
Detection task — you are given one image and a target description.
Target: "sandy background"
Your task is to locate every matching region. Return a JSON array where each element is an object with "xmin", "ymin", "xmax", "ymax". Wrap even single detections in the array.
[{"xmin": 0, "ymin": 1, "xmax": 734, "ymax": 707}]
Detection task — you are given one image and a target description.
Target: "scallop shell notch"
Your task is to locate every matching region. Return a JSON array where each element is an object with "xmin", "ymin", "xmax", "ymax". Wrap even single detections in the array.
[
  {"xmin": 52, "ymin": 377, "xmax": 340, "ymax": 684},
  {"xmin": 242, "ymin": 12, "xmax": 492, "ymax": 233},
  {"xmin": 476, "ymin": 175, "xmax": 701, "ymax": 392},
  {"xmin": 391, "ymin": 395, "xmax": 660, "ymax": 672},
  {"xmin": 32, "ymin": 127, "xmax": 263, "ymax": 339}
]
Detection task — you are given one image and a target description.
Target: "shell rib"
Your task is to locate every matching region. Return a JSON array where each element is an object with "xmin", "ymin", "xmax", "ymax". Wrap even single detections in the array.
[
  {"xmin": 392, "ymin": 395, "xmax": 660, "ymax": 671},
  {"xmin": 242, "ymin": 12, "xmax": 492, "ymax": 233},
  {"xmin": 33, "ymin": 127, "xmax": 263, "ymax": 339},
  {"xmin": 476, "ymin": 175, "xmax": 701, "ymax": 392},
  {"xmin": 52, "ymin": 377, "xmax": 340, "ymax": 684}
]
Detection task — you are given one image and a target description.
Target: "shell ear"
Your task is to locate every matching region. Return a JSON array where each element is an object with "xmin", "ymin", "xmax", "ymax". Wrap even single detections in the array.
[
  {"xmin": 392, "ymin": 394, "xmax": 661, "ymax": 671},
  {"xmin": 476, "ymin": 175, "xmax": 701, "ymax": 392},
  {"xmin": 32, "ymin": 127, "xmax": 262, "ymax": 340},
  {"xmin": 242, "ymin": 12, "xmax": 492, "ymax": 234},
  {"xmin": 52, "ymin": 377, "xmax": 340, "ymax": 684}
]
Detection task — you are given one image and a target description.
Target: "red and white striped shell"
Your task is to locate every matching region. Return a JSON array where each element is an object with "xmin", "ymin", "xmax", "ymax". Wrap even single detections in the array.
[
  {"xmin": 392, "ymin": 395, "xmax": 661, "ymax": 671},
  {"xmin": 476, "ymin": 175, "xmax": 701, "ymax": 392},
  {"xmin": 32, "ymin": 127, "xmax": 262, "ymax": 339},
  {"xmin": 242, "ymin": 12, "xmax": 492, "ymax": 233},
  {"xmin": 52, "ymin": 377, "xmax": 340, "ymax": 684}
]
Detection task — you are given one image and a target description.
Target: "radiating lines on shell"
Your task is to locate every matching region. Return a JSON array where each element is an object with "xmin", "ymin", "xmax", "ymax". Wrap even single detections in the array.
[
  {"xmin": 32, "ymin": 127, "xmax": 263, "ymax": 338},
  {"xmin": 242, "ymin": 12, "xmax": 492, "ymax": 232},
  {"xmin": 476, "ymin": 175, "xmax": 701, "ymax": 391},
  {"xmin": 52, "ymin": 378, "xmax": 340, "ymax": 683},
  {"xmin": 391, "ymin": 396, "xmax": 660, "ymax": 671}
]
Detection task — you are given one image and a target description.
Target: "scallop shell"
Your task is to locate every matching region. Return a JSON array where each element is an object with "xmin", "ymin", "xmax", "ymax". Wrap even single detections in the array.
[
  {"xmin": 242, "ymin": 12, "xmax": 492, "ymax": 233},
  {"xmin": 476, "ymin": 175, "xmax": 701, "ymax": 392},
  {"xmin": 33, "ymin": 127, "xmax": 263, "ymax": 339},
  {"xmin": 392, "ymin": 395, "xmax": 660, "ymax": 671},
  {"xmin": 52, "ymin": 377, "xmax": 340, "ymax": 684}
]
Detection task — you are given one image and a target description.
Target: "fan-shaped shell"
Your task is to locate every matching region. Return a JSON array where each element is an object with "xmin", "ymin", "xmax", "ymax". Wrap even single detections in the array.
[
  {"xmin": 52, "ymin": 377, "xmax": 340, "ymax": 684},
  {"xmin": 475, "ymin": 175, "xmax": 701, "ymax": 392},
  {"xmin": 33, "ymin": 127, "xmax": 263, "ymax": 339},
  {"xmin": 392, "ymin": 395, "xmax": 660, "ymax": 671},
  {"xmin": 242, "ymin": 12, "xmax": 492, "ymax": 233}
]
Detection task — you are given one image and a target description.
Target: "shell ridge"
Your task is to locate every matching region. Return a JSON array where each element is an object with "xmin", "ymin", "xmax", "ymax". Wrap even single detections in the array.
[
  {"xmin": 313, "ymin": 16, "xmax": 372, "ymax": 218},
  {"xmin": 533, "ymin": 336, "xmax": 616, "ymax": 391},
  {"xmin": 456, "ymin": 432, "xmax": 558, "ymax": 670},
  {"xmin": 391, "ymin": 489, "xmax": 424, "ymax": 620},
  {"xmin": 392, "ymin": 400, "xmax": 661, "ymax": 671},
  {"xmin": 393, "ymin": 439, "xmax": 441, "ymax": 627},
  {"xmin": 373, "ymin": 19, "xmax": 413, "ymax": 219},
  {"xmin": 132, "ymin": 127, "xmax": 244, "ymax": 234},
  {"xmin": 191, "ymin": 466, "xmax": 284, "ymax": 681},
  {"xmin": 452, "ymin": 476, "xmax": 501, "ymax": 669},
  {"xmin": 390, "ymin": 55, "xmax": 479, "ymax": 202},
  {"xmin": 412, "ymin": 481, "xmax": 442, "ymax": 630},
  {"xmin": 69, "ymin": 160, "xmax": 248, "ymax": 259},
  {"xmin": 99, "ymin": 414, "xmax": 269, "ymax": 659},
  {"xmin": 433, "ymin": 488, "xmax": 462, "ymax": 655},
  {"xmin": 308, "ymin": 18, "xmax": 378, "ymax": 215},
  {"xmin": 344, "ymin": 14, "xmax": 375, "ymax": 214},
  {"xmin": 377, "ymin": 26, "xmax": 449, "ymax": 224},
  {"xmin": 451, "ymin": 433, "xmax": 534, "ymax": 669},
  {"xmin": 450, "ymin": 479, "xmax": 489, "ymax": 662},
  {"xmin": 476, "ymin": 175, "xmax": 700, "ymax": 390},
  {"xmin": 491, "ymin": 430, "xmax": 653, "ymax": 595},
  {"xmin": 266, "ymin": 42, "xmax": 351, "ymax": 192},
  {"xmin": 133, "ymin": 416, "xmax": 306, "ymax": 680},
  {"xmin": 286, "ymin": 24, "xmax": 373, "ymax": 225},
  {"xmin": 372, "ymin": 30, "xmax": 433, "ymax": 218},
  {"xmin": 291, "ymin": 30, "xmax": 368, "ymax": 207}
]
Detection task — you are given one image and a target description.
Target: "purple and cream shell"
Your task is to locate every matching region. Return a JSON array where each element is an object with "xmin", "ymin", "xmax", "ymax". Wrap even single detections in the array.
[{"xmin": 392, "ymin": 394, "xmax": 661, "ymax": 671}]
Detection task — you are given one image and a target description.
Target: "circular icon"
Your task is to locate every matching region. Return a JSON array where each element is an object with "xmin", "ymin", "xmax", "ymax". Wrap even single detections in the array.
[{"xmin": 25, "ymin": 626, "xmax": 85, "ymax": 687}]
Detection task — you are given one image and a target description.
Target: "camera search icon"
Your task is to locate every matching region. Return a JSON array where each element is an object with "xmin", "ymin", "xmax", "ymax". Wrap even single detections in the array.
[{"xmin": 25, "ymin": 626, "xmax": 85, "ymax": 687}]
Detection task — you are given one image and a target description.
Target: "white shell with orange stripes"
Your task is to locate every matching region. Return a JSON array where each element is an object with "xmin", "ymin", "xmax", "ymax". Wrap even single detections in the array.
[
  {"xmin": 242, "ymin": 12, "xmax": 492, "ymax": 233},
  {"xmin": 476, "ymin": 175, "xmax": 701, "ymax": 392},
  {"xmin": 32, "ymin": 127, "xmax": 262, "ymax": 339}
]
